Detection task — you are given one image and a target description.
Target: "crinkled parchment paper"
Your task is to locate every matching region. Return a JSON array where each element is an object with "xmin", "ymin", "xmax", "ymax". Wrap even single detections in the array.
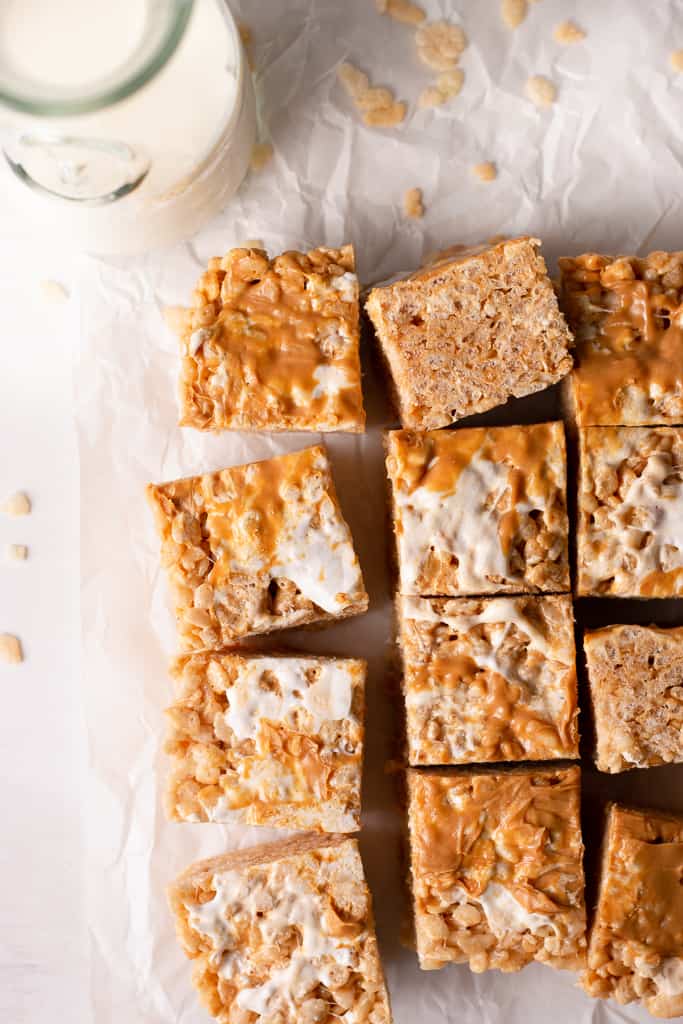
[{"xmin": 75, "ymin": 1, "xmax": 683, "ymax": 1022}]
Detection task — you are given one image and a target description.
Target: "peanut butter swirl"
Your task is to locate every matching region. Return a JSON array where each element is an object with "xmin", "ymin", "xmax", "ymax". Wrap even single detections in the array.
[{"xmin": 560, "ymin": 251, "xmax": 683, "ymax": 426}]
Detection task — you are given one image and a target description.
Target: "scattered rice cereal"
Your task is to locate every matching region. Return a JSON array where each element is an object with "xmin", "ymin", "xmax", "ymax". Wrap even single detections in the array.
[
  {"xmin": 404, "ymin": 187, "xmax": 424, "ymax": 219},
  {"xmin": 526, "ymin": 74, "xmax": 557, "ymax": 108},
  {"xmin": 473, "ymin": 161, "xmax": 497, "ymax": 182},
  {"xmin": 416, "ymin": 21, "xmax": 467, "ymax": 71},
  {"xmin": 437, "ymin": 69, "xmax": 465, "ymax": 97},
  {"xmin": 418, "ymin": 86, "xmax": 447, "ymax": 109},
  {"xmin": 363, "ymin": 102, "xmax": 407, "ymax": 127},
  {"xmin": 0, "ymin": 634, "xmax": 23, "ymax": 664},
  {"xmin": 502, "ymin": 0, "xmax": 527, "ymax": 29},
  {"xmin": 554, "ymin": 20, "xmax": 586, "ymax": 44},
  {"xmin": 250, "ymin": 142, "xmax": 273, "ymax": 172},
  {"xmin": 6, "ymin": 545, "xmax": 28, "ymax": 562},
  {"xmin": 337, "ymin": 62, "xmax": 406, "ymax": 128},
  {"xmin": 1, "ymin": 492, "xmax": 31, "ymax": 517},
  {"xmin": 381, "ymin": 0, "xmax": 425, "ymax": 25},
  {"xmin": 670, "ymin": 50, "xmax": 683, "ymax": 72}
]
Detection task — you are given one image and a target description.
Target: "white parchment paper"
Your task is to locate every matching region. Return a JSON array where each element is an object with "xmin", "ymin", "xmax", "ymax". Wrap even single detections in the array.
[{"xmin": 75, "ymin": 1, "xmax": 683, "ymax": 1022}]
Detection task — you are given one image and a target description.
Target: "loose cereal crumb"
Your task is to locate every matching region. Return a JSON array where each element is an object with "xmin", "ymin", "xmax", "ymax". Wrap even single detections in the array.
[
  {"xmin": 250, "ymin": 143, "xmax": 273, "ymax": 172},
  {"xmin": 502, "ymin": 0, "xmax": 527, "ymax": 29},
  {"xmin": 1, "ymin": 492, "xmax": 31, "ymax": 517},
  {"xmin": 40, "ymin": 279, "xmax": 69, "ymax": 303},
  {"xmin": 0, "ymin": 634, "xmax": 23, "ymax": 664},
  {"xmin": 670, "ymin": 49, "xmax": 683, "ymax": 72},
  {"xmin": 416, "ymin": 21, "xmax": 467, "ymax": 71},
  {"xmin": 338, "ymin": 61, "xmax": 370, "ymax": 99},
  {"xmin": 525, "ymin": 74, "xmax": 557, "ymax": 108},
  {"xmin": 437, "ymin": 69, "xmax": 465, "ymax": 98},
  {"xmin": 6, "ymin": 544, "xmax": 28, "ymax": 562},
  {"xmin": 418, "ymin": 85, "xmax": 447, "ymax": 108},
  {"xmin": 383, "ymin": 0, "xmax": 426, "ymax": 25},
  {"xmin": 404, "ymin": 187, "xmax": 424, "ymax": 219},
  {"xmin": 357, "ymin": 86, "xmax": 395, "ymax": 112},
  {"xmin": 473, "ymin": 161, "xmax": 497, "ymax": 182},
  {"xmin": 554, "ymin": 20, "xmax": 586, "ymax": 44},
  {"xmin": 363, "ymin": 101, "xmax": 407, "ymax": 127}
]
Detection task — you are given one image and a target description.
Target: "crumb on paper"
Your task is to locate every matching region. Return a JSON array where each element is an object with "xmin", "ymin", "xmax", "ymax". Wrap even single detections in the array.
[
  {"xmin": 437, "ymin": 69, "xmax": 464, "ymax": 98},
  {"xmin": 416, "ymin": 21, "xmax": 467, "ymax": 71},
  {"xmin": 381, "ymin": 0, "xmax": 426, "ymax": 25},
  {"xmin": 554, "ymin": 20, "xmax": 586, "ymax": 44},
  {"xmin": 473, "ymin": 161, "xmax": 497, "ymax": 182},
  {"xmin": 6, "ymin": 544, "xmax": 28, "ymax": 562},
  {"xmin": 0, "ymin": 634, "xmax": 23, "ymax": 664},
  {"xmin": 670, "ymin": 49, "xmax": 683, "ymax": 72},
  {"xmin": 1, "ymin": 492, "xmax": 31, "ymax": 517},
  {"xmin": 40, "ymin": 279, "xmax": 69, "ymax": 303},
  {"xmin": 419, "ymin": 85, "xmax": 447, "ymax": 108},
  {"xmin": 526, "ymin": 74, "xmax": 557, "ymax": 108},
  {"xmin": 502, "ymin": 0, "xmax": 527, "ymax": 30},
  {"xmin": 404, "ymin": 187, "xmax": 424, "ymax": 219},
  {"xmin": 250, "ymin": 143, "xmax": 273, "ymax": 172},
  {"xmin": 337, "ymin": 62, "xmax": 406, "ymax": 128}
]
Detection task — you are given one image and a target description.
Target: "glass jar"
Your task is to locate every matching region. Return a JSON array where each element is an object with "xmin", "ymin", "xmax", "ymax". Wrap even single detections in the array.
[{"xmin": 0, "ymin": 0, "xmax": 256, "ymax": 253}]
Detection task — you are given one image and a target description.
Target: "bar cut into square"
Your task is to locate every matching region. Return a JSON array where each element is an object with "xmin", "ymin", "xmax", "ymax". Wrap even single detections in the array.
[
  {"xmin": 165, "ymin": 651, "xmax": 365, "ymax": 832},
  {"xmin": 559, "ymin": 250, "xmax": 683, "ymax": 426},
  {"xmin": 584, "ymin": 624, "xmax": 683, "ymax": 773},
  {"xmin": 365, "ymin": 236, "xmax": 573, "ymax": 430},
  {"xmin": 399, "ymin": 594, "xmax": 578, "ymax": 765},
  {"xmin": 583, "ymin": 803, "xmax": 683, "ymax": 1018},
  {"xmin": 169, "ymin": 834, "xmax": 392, "ymax": 1024},
  {"xmin": 407, "ymin": 765, "xmax": 586, "ymax": 973},
  {"xmin": 385, "ymin": 422, "xmax": 570, "ymax": 596},
  {"xmin": 175, "ymin": 244, "xmax": 365, "ymax": 432},
  {"xmin": 147, "ymin": 445, "xmax": 368, "ymax": 649},
  {"xmin": 577, "ymin": 426, "xmax": 683, "ymax": 597}
]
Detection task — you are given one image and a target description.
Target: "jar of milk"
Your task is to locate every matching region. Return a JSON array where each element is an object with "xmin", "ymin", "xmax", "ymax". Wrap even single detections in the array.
[{"xmin": 0, "ymin": 0, "xmax": 256, "ymax": 253}]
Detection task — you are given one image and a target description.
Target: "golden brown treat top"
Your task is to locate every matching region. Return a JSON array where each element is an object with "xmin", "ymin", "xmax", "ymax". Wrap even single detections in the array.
[{"xmin": 560, "ymin": 252, "xmax": 683, "ymax": 425}]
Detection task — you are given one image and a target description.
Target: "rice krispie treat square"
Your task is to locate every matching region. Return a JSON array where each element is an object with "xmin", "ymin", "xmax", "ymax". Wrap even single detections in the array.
[
  {"xmin": 385, "ymin": 422, "xmax": 570, "ymax": 597},
  {"xmin": 174, "ymin": 244, "xmax": 365, "ymax": 432},
  {"xmin": 169, "ymin": 834, "xmax": 392, "ymax": 1024},
  {"xmin": 399, "ymin": 594, "xmax": 578, "ymax": 765},
  {"xmin": 583, "ymin": 804, "xmax": 683, "ymax": 1018},
  {"xmin": 365, "ymin": 236, "xmax": 573, "ymax": 430},
  {"xmin": 147, "ymin": 445, "xmax": 368, "ymax": 649},
  {"xmin": 407, "ymin": 765, "xmax": 587, "ymax": 973},
  {"xmin": 584, "ymin": 624, "xmax": 683, "ymax": 773},
  {"xmin": 559, "ymin": 251, "xmax": 683, "ymax": 427},
  {"xmin": 165, "ymin": 651, "xmax": 365, "ymax": 832},
  {"xmin": 577, "ymin": 426, "xmax": 683, "ymax": 597}
]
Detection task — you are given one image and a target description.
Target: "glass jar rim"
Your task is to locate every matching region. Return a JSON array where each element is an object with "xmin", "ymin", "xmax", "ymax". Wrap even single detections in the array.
[{"xmin": 0, "ymin": 0, "xmax": 195, "ymax": 117}]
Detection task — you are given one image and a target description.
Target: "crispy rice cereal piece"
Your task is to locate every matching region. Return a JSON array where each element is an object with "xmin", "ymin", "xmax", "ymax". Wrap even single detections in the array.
[
  {"xmin": 337, "ymin": 62, "xmax": 406, "ymax": 129},
  {"xmin": 585, "ymin": 625, "xmax": 683, "ymax": 772},
  {"xmin": 472, "ymin": 161, "xmax": 497, "ymax": 182},
  {"xmin": 407, "ymin": 765, "xmax": 587, "ymax": 973},
  {"xmin": 416, "ymin": 21, "xmax": 467, "ymax": 71},
  {"xmin": 437, "ymin": 69, "xmax": 464, "ymax": 97},
  {"xmin": 385, "ymin": 423, "xmax": 570, "ymax": 596},
  {"xmin": 1, "ymin": 491, "xmax": 31, "ymax": 517},
  {"xmin": 365, "ymin": 237, "xmax": 573, "ymax": 430},
  {"xmin": 559, "ymin": 251, "xmax": 683, "ymax": 426},
  {"xmin": 403, "ymin": 187, "xmax": 424, "ymax": 219},
  {"xmin": 583, "ymin": 804, "xmax": 683, "ymax": 1018},
  {"xmin": 165, "ymin": 651, "xmax": 365, "ymax": 832},
  {"xmin": 170, "ymin": 835, "xmax": 392, "ymax": 1024},
  {"xmin": 146, "ymin": 446, "xmax": 368, "ymax": 649},
  {"xmin": 554, "ymin": 20, "xmax": 586, "ymax": 44},
  {"xmin": 501, "ymin": 0, "xmax": 527, "ymax": 29},
  {"xmin": 399, "ymin": 594, "xmax": 578, "ymax": 765},
  {"xmin": 525, "ymin": 75, "xmax": 557, "ymax": 108},
  {"xmin": 382, "ymin": 0, "xmax": 425, "ymax": 25},
  {"xmin": 0, "ymin": 634, "xmax": 23, "ymax": 664},
  {"xmin": 174, "ymin": 244, "xmax": 364, "ymax": 432},
  {"xmin": 418, "ymin": 86, "xmax": 446, "ymax": 108},
  {"xmin": 670, "ymin": 50, "xmax": 683, "ymax": 73},
  {"xmin": 577, "ymin": 426, "xmax": 683, "ymax": 597},
  {"xmin": 362, "ymin": 102, "xmax": 406, "ymax": 128},
  {"xmin": 6, "ymin": 544, "xmax": 28, "ymax": 562}
]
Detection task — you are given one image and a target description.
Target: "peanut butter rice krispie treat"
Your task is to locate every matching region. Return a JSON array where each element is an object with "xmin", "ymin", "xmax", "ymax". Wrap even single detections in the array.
[
  {"xmin": 169, "ymin": 834, "xmax": 392, "ymax": 1024},
  {"xmin": 365, "ymin": 237, "xmax": 573, "ymax": 430},
  {"xmin": 174, "ymin": 244, "xmax": 365, "ymax": 432},
  {"xmin": 385, "ymin": 422, "xmax": 570, "ymax": 597},
  {"xmin": 583, "ymin": 804, "xmax": 683, "ymax": 1018},
  {"xmin": 584, "ymin": 624, "xmax": 683, "ymax": 773},
  {"xmin": 147, "ymin": 446, "xmax": 368, "ymax": 649},
  {"xmin": 577, "ymin": 426, "xmax": 683, "ymax": 597},
  {"xmin": 165, "ymin": 651, "xmax": 365, "ymax": 832},
  {"xmin": 559, "ymin": 250, "xmax": 683, "ymax": 427},
  {"xmin": 399, "ymin": 594, "xmax": 578, "ymax": 765},
  {"xmin": 407, "ymin": 765, "xmax": 587, "ymax": 973}
]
